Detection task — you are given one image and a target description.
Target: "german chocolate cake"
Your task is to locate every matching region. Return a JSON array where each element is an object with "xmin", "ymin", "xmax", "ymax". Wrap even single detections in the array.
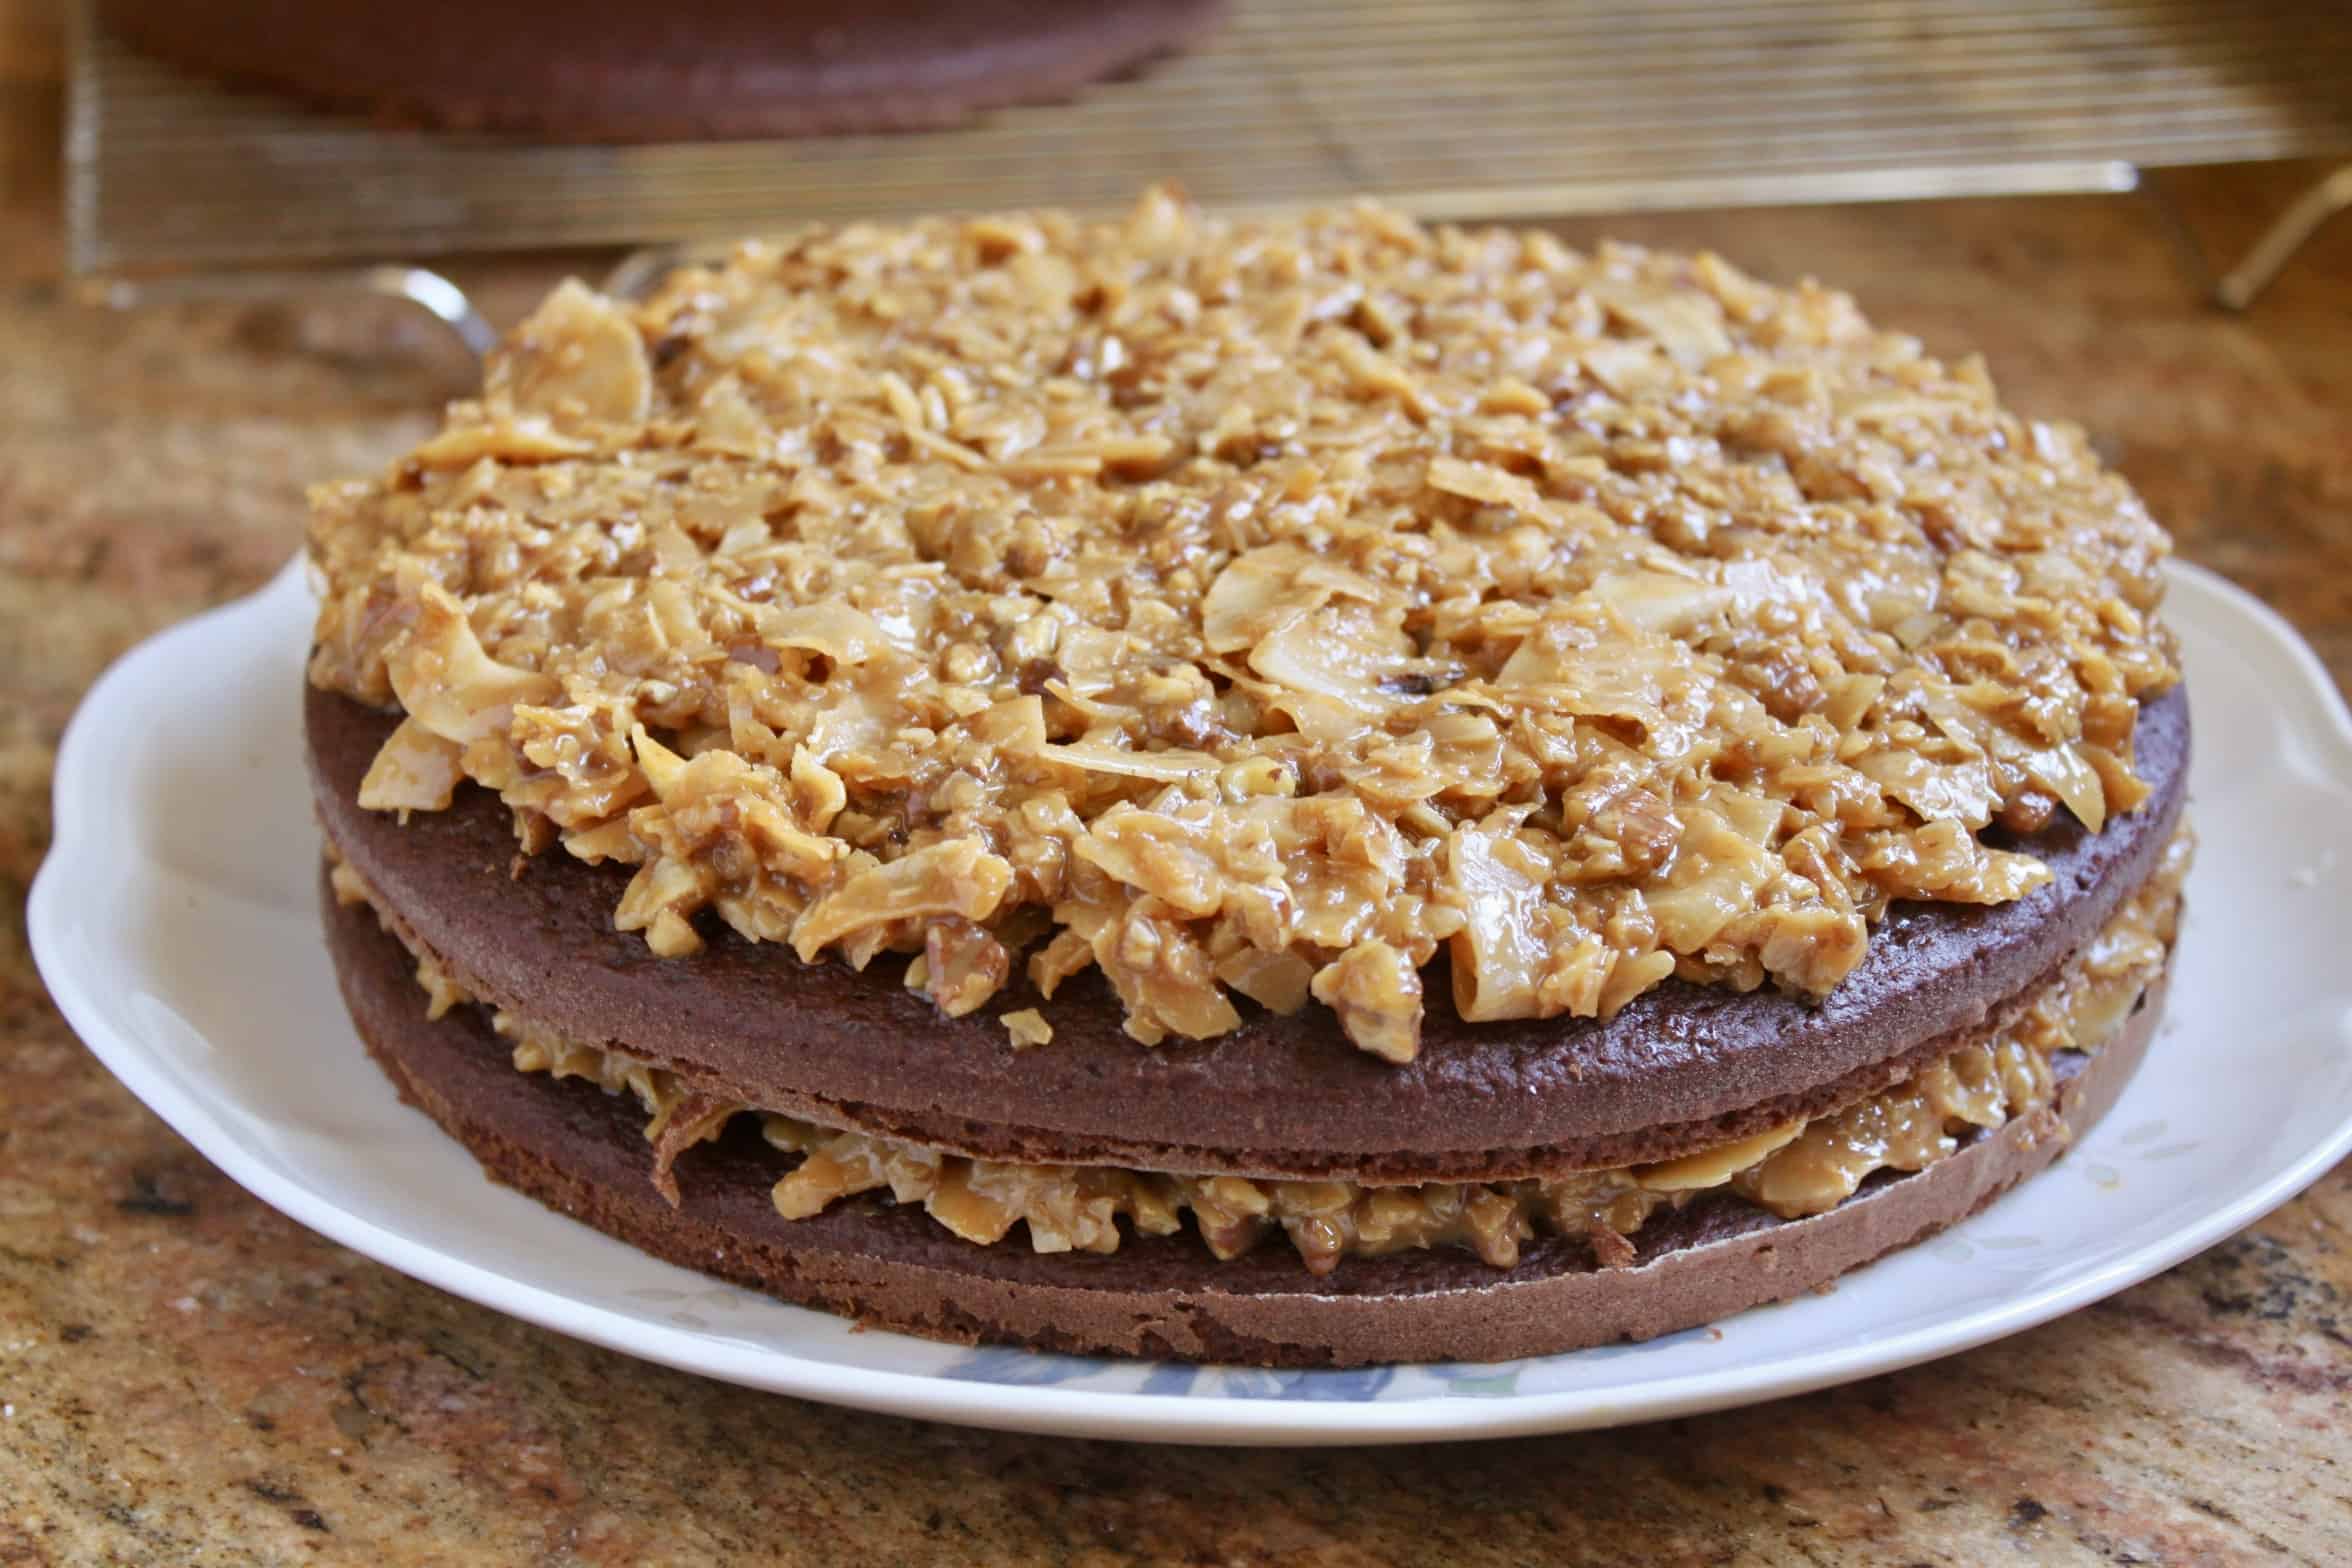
[
  {"xmin": 306, "ymin": 189, "xmax": 2190, "ymax": 1367},
  {"xmin": 107, "ymin": 0, "xmax": 1222, "ymax": 142}
]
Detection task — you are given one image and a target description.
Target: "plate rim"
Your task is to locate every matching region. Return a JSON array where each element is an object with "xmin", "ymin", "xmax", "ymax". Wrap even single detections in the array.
[{"xmin": 29, "ymin": 557, "xmax": 2352, "ymax": 1445}]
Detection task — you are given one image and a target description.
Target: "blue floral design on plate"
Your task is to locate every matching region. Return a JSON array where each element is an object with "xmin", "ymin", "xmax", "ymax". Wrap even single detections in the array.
[
  {"xmin": 1420, "ymin": 1360, "xmax": 1530, "ymax": 1398},
  {"xmin": 938, "ymin": 1323, "xmax": 1719, "ymax": 1399},
  {"xmin": 1216, "ymin": 1366, "xmax": 1397, "ymax": 1401},
  {"xmin": 1138, "ymin": 1362, "xmax": 1202, "ymax": 1397},
  {"xmin": 940, "ymin": 1346, "xmax": 1113, "ymax": 1387}
]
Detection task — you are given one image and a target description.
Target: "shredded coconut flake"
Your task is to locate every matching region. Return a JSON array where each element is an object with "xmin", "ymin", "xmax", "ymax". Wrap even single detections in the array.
[{"xmin": 310, "ymin": 188, "xmax": 2178, "ymax": 1062}]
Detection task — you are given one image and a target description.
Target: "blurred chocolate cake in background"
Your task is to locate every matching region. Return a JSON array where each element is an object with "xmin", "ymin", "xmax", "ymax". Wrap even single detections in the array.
[{"xmin": 103, "ymin": 0, "xmax": 1224, "ymax": 141}]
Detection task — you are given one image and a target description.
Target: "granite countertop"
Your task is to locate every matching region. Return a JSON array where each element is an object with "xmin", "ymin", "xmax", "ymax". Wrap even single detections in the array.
[{"xmin": 3, "ymin": 42, "xmax": 2350, "ymax": 1560}]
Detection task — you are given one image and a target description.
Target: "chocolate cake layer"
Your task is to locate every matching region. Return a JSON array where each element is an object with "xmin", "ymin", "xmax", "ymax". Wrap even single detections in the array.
[
  {"xmin": 309, "ymin": 682, "xmax": 2188, "ymax": 1179},
  {"xmin": 106, "ymin": 0, "xmax": 1222, "ymax": 142},
  {"xmin": 326, "ymin": 871, "xmax": 2166, "ymax": 1366}
]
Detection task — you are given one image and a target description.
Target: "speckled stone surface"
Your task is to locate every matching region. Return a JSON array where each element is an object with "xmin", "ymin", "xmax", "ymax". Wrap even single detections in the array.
[{"xmin": 3, "ymin": 75, "xmax": 2350, "ymax": 1564}]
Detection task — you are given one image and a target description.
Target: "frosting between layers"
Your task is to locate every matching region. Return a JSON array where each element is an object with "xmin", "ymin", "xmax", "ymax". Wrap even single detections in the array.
[
  {"xmin": 330, "ymin": 830, "xmax": 2185, "ymax": 1272},
  {"xmin": 307, "ymin": 190, "xmax": 2179, "ymax": 1063}
]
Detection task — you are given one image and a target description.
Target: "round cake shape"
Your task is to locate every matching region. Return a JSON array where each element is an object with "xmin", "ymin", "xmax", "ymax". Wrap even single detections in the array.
[{"xmin": 300, "ymin": 193, "xmax": 2195, "ymax": 1362}]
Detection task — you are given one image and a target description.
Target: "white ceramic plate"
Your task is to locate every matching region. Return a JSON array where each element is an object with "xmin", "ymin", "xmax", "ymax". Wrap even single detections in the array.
[{"xmin": 30, "ymin": 560, "xmax": 2352, "ymax": 1445}]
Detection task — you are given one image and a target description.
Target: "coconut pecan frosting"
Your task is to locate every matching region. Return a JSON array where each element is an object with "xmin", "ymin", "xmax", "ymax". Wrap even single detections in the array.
[{"xmin": 307, "ymin": 187, "xmax": 2179, "ymax": 1063}]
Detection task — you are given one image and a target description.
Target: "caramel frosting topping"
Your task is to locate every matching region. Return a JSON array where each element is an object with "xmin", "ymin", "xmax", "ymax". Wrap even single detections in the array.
[
  {"xmin": 309, "ymin": 188, "xmax": 2178, "ymax": 1059},
  {"xmin": 331, "ymin": 829, "xmax": 2187, "ymax": 1274}
]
